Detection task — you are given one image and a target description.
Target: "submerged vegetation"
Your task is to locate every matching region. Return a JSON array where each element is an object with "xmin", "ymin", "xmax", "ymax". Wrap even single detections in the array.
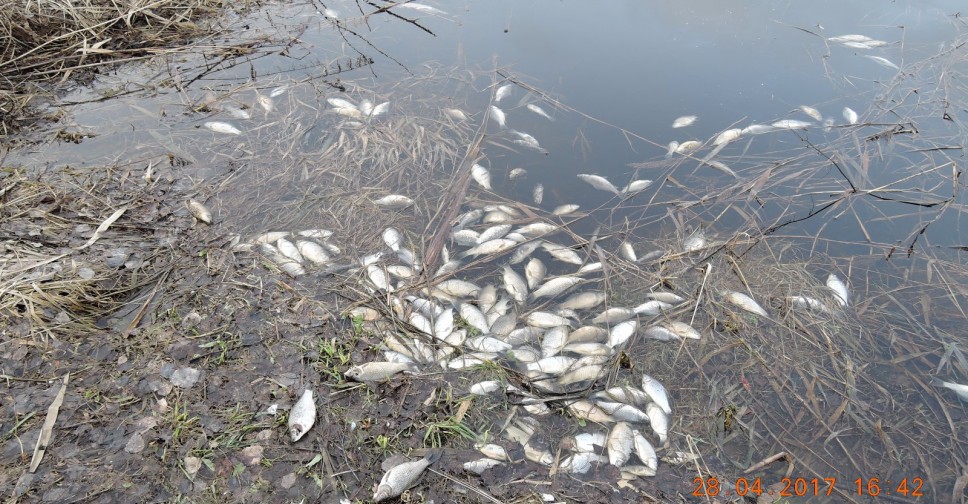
[{"xmin": 2, "ymin": 2, "xmax": 968, "ymax": 503}]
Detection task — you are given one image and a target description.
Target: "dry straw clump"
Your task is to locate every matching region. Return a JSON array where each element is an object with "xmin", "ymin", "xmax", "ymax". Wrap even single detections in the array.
[{"xmin": 0, "ymin": 0, "xmax": 251, "ymax": 134}]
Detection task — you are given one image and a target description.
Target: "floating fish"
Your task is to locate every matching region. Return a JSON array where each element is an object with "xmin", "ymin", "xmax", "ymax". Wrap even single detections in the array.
[
  {"xmin": 713, "ymin": 128, "xmax": 742, "ymax": 146},
  {"xmin": 619, "ymin": 241, "xmax": 637, "ymax": 262},
  {"xmin": 608, "ymin": 320, "xmax": 638, "ymax": 347},
  {"xmin": 276, "ymin": 238, "xmax": 304, "ymax": 263},
  {"xmin": 525, "ymin": 257, "xmax": 546, "ymax": 290},
  {"xmin": 843, "ymin": 107, "xmax": 859, "ymax": 125},
  {"xmin": 296, "ymin": 240, "xmax": 330, "ymax": 265},
  {"xmin": 511, "ymin": 130, "xmax": 548, "ymax": 154},
  {"xmin": 560, "ymin": 292, "xmax": 606, "ymax": 311},
  {"xmin": 622, "ymin": 180, "xmax": 652, "ymax": 194},
  {"xmin": 703, "ymin": 160, "xmax": 738, "ymax": 178},
  {"xmin": 675, "ymin": 140, "xmax": 701, "ymax": 154},
  {"xmin": 373, "ymin": 195, "xmax": 414, "ymax": 209},
  {"xmin": 471, "ymin": 164, "xmax": 492, "ymax": 190},
  {"xmin": 799, "ymin": 105, "xmax": 823, "ymax": 122},
  {"xmin": 203, "ymin": 121, "xmax": 242, "ymax": 135},
  {"xmin": 672, "ymin": 115, "xmax": 697, "ymax": 128},
  {"xmin": 490, "ymin": 106, "xmax": 507, "ymax": 128},
  {"xmin": 495, "ymin": 83, "xmax": 513, "ymax": 102},
  {"xmin": 864, "ymin": 55, "xmax": 899, "ymax": 70},
  {"xmin": 577, "ymin": 174, "xmax": 620, "ymax": 194},
  {"xmin": 186, "ymin": 199, "xmax": 212, "ymax": 224},
  {"xmin": 396, "ymin": 2, "xmax": 447, "ymax": 15},
  {"xmin": 443, "ymin": 108, "xmax": 468, "ymax": 121},
  {"xmin": 725, "ymin": 291, "xmax": 768, "ymax": 317},
  {"xmin": 327, "ymin": 98, "xmax": 357, "ymax": 110},
  {"xmin": 526, "ymin": 103, "xmax": 554, "ymax": 121},
  {"xmin": 288, "ymin": 389, "xmax": 316, "ymax": 442},
  {"xmin": 533, "ymin": 184, "xmax": 544, "ymax": 204},
  {"xmin": 741, "ymin": 124, "xmax": 777, "ymax": 135},
  {"xmin": 509, "ymin": 167, "xmax": 528, "ymax": 180},
  {"xmin": 553, "ymin": 204, "xmax": 580, "ymax": 216},
  {"xmin": 828, "ymin": 34, "xmax": 875, "ymax": 43},
  {"xmin": 771, "ymin": 119, "xmax": 812, "ymax": 130},
  {"xmin": 531, "ymin": 276, "xmax": 584, "ymax": 299},
  {"xmin": 374, "ymin": 451, "xmax": 441, "ymax": 502},
  {"xmin": 322, "ymin": 8, "xmax": 339, "ymax": 19},
  {"xmin": 641, "ymin": 374, "xmax": 671, "ymax": 415},
  {"xmin": 932, "ymin": 379, "xmax": 968, "ymax": 402},
  {"xmin": 682, "ymin": 227, "xmax": 706, "ymax": 252},
  {"xmin": 826, "ymin": 273, "xmax": 849, "ymax": 306},
  {"xmin": 257, "ymin": 94, "xmax": 274, "ymax": 112},
  {"xmin": 502, "ymin": 266, "xmax": 529, "ymax": 303},
  {"xmin": 369, "ymin": 102, "xmax": 390, "ymax": 118},
  {"xmin": 477, "ymin": 224, "xmax": 511, "ymax": 244},
  {"xmin": 664, "ymin": 141, "xmax": 679, "ymax": 158},
  {"xmin": 462, "ymin": 238, "xmax": 517, "ymax": 258},
  {"xmin": 223, "ymin": 105, "xmax": 251, "ymax": 120}
]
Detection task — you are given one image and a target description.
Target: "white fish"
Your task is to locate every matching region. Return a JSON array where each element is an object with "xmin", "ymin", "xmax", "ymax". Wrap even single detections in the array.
[
  {"xmin": 322, "ymin": 8, "xmax": 338, "ymax": 18},
  {"xmin": 476, "ymin": 443, "xmax": 510, "ymax": 461},
  {"xmin": 462, "ymin": 238, "xmax": 517, "ymax": 258},
  {"xmin": 619, "ymin": 241, "xmax": 637, "ymax": 262},
  {"xmin": 502, "ymin": 266, "xmax": 529, "ymax": 303},
  {"xmin": 559, "ymin": 453, "xmax": 606, "ymax": 474},
  {"xmin": 641, "ymin": 374, "xmax": 671, "ymax": 415},
  {"xmin": 741, "ymin": 124, "xmax": 777, "ymax": 135},
  {"xmin": 511, "ymin": 130, "xmax": 548, "ymax": 154},
  {"xmin": 591, "ymin": 307, "xmax": 635, "ymax": 325},
  {"xmin": 771, "ymin": 119, "xmax": 812, "ymax": 130},
  {"xmin": 434, "ymin": 279, "xmax": 481, "ymax": 297},
  {"xmin": 257, "ymin": 94, "xmax": 274, "ymax": 112},
  {"xmin": 789, "ymin": 295, "xmax": 832, "ymax": 314},
  {"xmin": 594, "ymin": 386, "xmax": 650, "ymax": 408},
  {"xmin": 607, "ymin": 422, "xmax": 634, "ymax": 467},
  {"xmin": 369, "ymin": 102, "xmax": 390, "ymax": 118},
  {"xmin": 366, "ymin": 264, "xmax": 390, "ymax": 291},
  {"xmin": 459, "ymin": 303, "xmax": 490, "ymax": 334},
  {"xmin": 466, "ymin": 336, "xmax": 512, "ymax": 353},
  {"xmin": 443, "ymin": 108, "xmax": 468, "ymax": 121},
  {"xmin": 597, "ymin": 402, "xmax": 650, "ymax": 423},
  {"xmin": 541, "ymin": 326, "xmax": 569, "ymax": 357},
  {"xmin": 553, "ymin": 204, "xmax": 580, "ymax": 215},
  {"xmin": 296, "ymin": 240, "xmax": 330, "ymax": 264},
  {"xmin": 525, "ymin": 258, "xmax": 546, "ymax": 289},
  {"xmin": 652, "ymin": 321, "xmax": 700, "ymax": 340},
  {"xmin": 297, "ymin": 229, "xmax": 334, "ymax": 239},
  {"xmin": 713, "ymin": 128, "xmax": 742, "ymax": 146},
  {"xmin": 561, "ymin": 432, "xmax": 606, "ymax": 453},
  {"xmin": 531, "ymin": 276, "xmax": 584, "ymax": 299},
  {"xmin": 276, "ymin": 238, "xmax": 304, "ymax": 263},
  {"xmin": 490, "ymin": 106, "xmax": 507, "ymax": 128},
  {"xmin": 358, "ymin": 99, "xmax": 372, "ymax": 115},
  {"xmin": 334, "ymin": 107, "xmax": 363, "ymax": 119},
  {"xmin": 527, "ymin": 356, "xmax": 577, "ymax": 374},
  {"xmin": 203, "ymin": 121, "xmax": 242, "ymax": 135},
  {"xmin": 843, "ymin": 106, "xmax": 859, "ymax": 124},
  {"xmin": 288, "ymin": 389, "xmax": 316, "ymax": 442},
  {"xmin": 799, "ymin": 105, "xmax": 823, "ymax": 122},
  {"xmin": 451, "ymin": 229, "xmax": 480, "ymax": 246},
  {"xmin": 396, "ymin": 2, "xmax": 447, "ymax": 14},
  {"xmin": 664, "ymin": 141, "xmax": 679, "ymax": 158},
  {"xmin": 577, "ymin": 174, "xmax": 620, "ymax": 194},
  {"xmin": 268, "ymin": 85, "xmax": 288, "ymax": 98},
  {"xmin": 541, "ymin": 242, "xmax": 583, "ymax": 265},
  {"xmin": 509, "ymin": 240, "xmax": 542, "ymax": 264},
  {"xmin": 828, "ymin": 34, "xmax": 875, "ymax": 43},
  {"xmin": 373, "ymin": 451, "xmax": 441, "ymax": 502},
  {"xmin": 516, "ymin": 222, "xmax": 558, "ymax": 237},
  {"xmin": 622, "ymin": 180, "xmax": 652, "ymax": 194},
  {"xmin": 675, "ymin": 140, "xmax": 701, "ymax": 154},
  {"xmin": 533, "ymin": 183, "xmax": 544, "ymax": 204},
  {"xmin": 186, "ymin": 199, "xmax": 212, "ymax": 224},
  {"xmin": 826, "ymin": 273, "xmax": 849, "ymax": 306},
  {"xmin": 843, "ymin": 40, "xmax": 887, "ymax": 49},
  {"xmin": 608, "ymin": 320, "xmax": 638, "ymax": 347},
  {"xmin": 632, "ymin": 430, "xmax": 658, "ymax": 472},
  {"xmin": 645, "ymin": 402, "xmax": 669, "ymax": 444},
  {"xmin": 373, "ymin": 195, "xmax": 414, "ymax": 209},
  {"xmin": 494, "ymin": 83, "xmax": 513, "ymax": 102},
  {"xmin": 382, "ymin": 228, "xmax": 403, "ymax": 251},
  {"xmin": 526, "ymin": 103, "xmax": 554, "ymax": 121},
  {"xmin": 326, "ymin": 98, "xmax": 357, "ymax": 110},
  {"xmin": 633, "ymin": 300, "xmax": 673, "ymax": 316},
  {"xmin": 559, "ymin": 292, "xmax": 606, "ymax": 311},
  {"xmin": 345, "ymin": 362, "xmax": 410, "ymax": 381},
  {"xmin": 864, "ymin": 55, "xmax": 898, "ymax": 70},
  {"xmin": 509, "ymin": 167, "xmax": 528, "ymax": 180},
  {"xmin": 704, "ymin": 160, "xmax": 738, "ymax": 178},
  {"xmin": 463, "ymin": 458, "xmax": 503, "ymax": 474},
  {"xmin": 725, "ymin": 291, "xmax": 768, "ymax": 317},
  {"xmin": 683, "ymin": 227, "xmax": 706, "ymax": 252},
  {"xmin": 223, "ymin": 104, "xmax": 251, "ymax": 119},
  {"xmin": 932, "ymin": 379, "xmax": 968, "ymax": 402},
  {"xmin": 471, "ymin": 164, "xmax": 492, "ymax": 190},
  {"xmin": 525, "ymin": 311, "xmax": 571, "ymax": 329},
  {"xmin": 477, "ymin": 224, "xmax": 511, "ymax": 244},
  {"xmin": 672, "ymin": 115, "xmax": 697, "ymax": 128}
]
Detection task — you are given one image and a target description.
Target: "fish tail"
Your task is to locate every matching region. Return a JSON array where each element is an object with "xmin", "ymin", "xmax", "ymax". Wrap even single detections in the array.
[
  {"xmin": 930, "ymin": 377, "xmax": 947, "ymax": 388},
  {"xmin": 425, "ymin": 448, "xmax": 443, "ymax": 464}
]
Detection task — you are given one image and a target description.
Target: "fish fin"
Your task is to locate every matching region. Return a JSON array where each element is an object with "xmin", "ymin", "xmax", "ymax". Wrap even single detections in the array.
[{"xmin": 424, "ymin": 448, "xmax": 443, "ymax": 464}]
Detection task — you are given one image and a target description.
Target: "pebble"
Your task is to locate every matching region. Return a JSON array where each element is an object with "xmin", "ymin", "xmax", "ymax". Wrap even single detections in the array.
[{"xmin": 169, "ymin": 367, "xmax": 201, "ymax": 388}]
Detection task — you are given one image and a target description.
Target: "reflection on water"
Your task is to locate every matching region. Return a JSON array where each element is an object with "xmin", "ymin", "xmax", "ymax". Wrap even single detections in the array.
[{"xmin": 7, "ymin": 0, "xmax": 968, "ymax": 501}]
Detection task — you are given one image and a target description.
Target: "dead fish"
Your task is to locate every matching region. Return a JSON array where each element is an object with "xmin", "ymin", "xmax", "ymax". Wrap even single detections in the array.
[
  {"xmin": 334, "ymin": 106, "xmax": 363, "ymax": 119},
  {"xmin": 373, "ymin": 195, "xmax": 414, "ymax": 209},
  {"xmin": 646, "ymin": 402, "xmax": 669, "ymax": 444},
  {"xmin": 843, "ymin": 106, "xmax": 859, "ymax": 125},
  {"xmin": 664, "ymin": 141, "xmax": 679, "ymax": 158},
  {"xmin": 633, "ymin": 300, "xmax": 673, "ymax": 316},
  {"xmin": 648, "ymin": 291, "xmax": 685, "ymax": 304},
  {"xmin": 463, "ymin": 457, "xmax": 504, "ymax": 474},
  {"xmin": 490, "ymin": 105, "xmax": 507, "ymax": 128},
  {"xmin": 326, "ymin": 97, "xmax": 357, "ymax": 110},
  {"xmin": 608, "ymin": 320, "xmax": 638, "ymax": 347},
  {"xmin": 541, "ymin": 242, "xmax": 584, "ymax": 265},
  {"xmin": 526, "ymin": 311, "xmax": 571, "ymax": 328},
  {"xmin": 373, "ymin": 451, "xmax": 441, "ymax": 502},
  {"xmin": 477, "ymin": 224, "xmax": 511, "ymax": 245},
  {"xmin": 366, "ymin": 264, "xmax": 390, "ymax": 291},
  {"xmin": 345, "ymin": 362, "xmax": 410, "ymax": 382},
  {"xmin": 641, "ymin": 374, "xmax": 671, "ymax": 415},
  {"xmin": 509, "ymin": 167, "xmax": 528, "ymax": 180},
  {"xmin": 495, "ymin": 83, "xmax": 513, "ymax": 102},
  {"xmin": 467, "ymin": 336, "xmax": 512, "ymax": 353},
  {"xmin": 531, "ymin": 276, "xmax": 584, "ymax": 300},
  {"xmin": 369, "ymin": 101, "xmax": 390, "ymax": 118},
  {"xmin": 223, "ymin": 104, "xmax": 251, "ymax": 120},
  {"xmin": 675, "ymin": 140, "xmax": 701, "ymax": 154},
  {"xmin": 541, "ymin": 326, "xmax": 569, "ymax": 357},
  {"xmin": 443, "ymin": 108, "xmax": 468, "ymax": 121},
  {"xmin": 619, "ymin": 241, "xmax": 637, "ymax": 262},
  {"xmin": 828, "ymin": 34, "xmax": 875, "ymax": 43},
  {"xmin": 288, "ymin": 389, "xmax": 316, "ymax": 442},
  {"xmin": 591, "ymin": 307, "xmax": 635, "ymax": 325},
  {"xmin": 704, "ymin": 160, "xmax": 738, "ymax": 178},
  {"xmin": 526, "ymin": 103, "xmax": 554, "ymax": 121},
  {"xmin": 509, "ymin": 240, "xmax": 542, "ymax": 264},
  {"xmin": 502, "ymin": 266, "xmax": 529, "ymax": 303},
  {"xmin": 525, "ymin": 258, "xmax": 546, "ymax": 290},
  {"xmin": 511, "ymin": 130, "xmax": 548, "ymax": 154},
  {"xmin": 799, "ymin": 105, "xmax": 823, "ymax": 122},
  {"xmin": 597, "ymin": 402, "xmax": 650, "ymax": 423},
  {"xmin": 186, "ymin": 199, "xmax": 212, "ymax": 224},
  {"xmin": 471, "ymin": 164, "xmax": 492, "ymax": 190},
  {"xmin": 593, "ymin": 386, "xmax": 650, "ymax": 407},
  {"xmin": 725, "ymin": 291, "xmax": 768, "ymax": 317},
  {"xmin": 682, "ymin": 227, "xmax": 706, "ymax": 252},
  {"xmin": 462, "ymin": 238, "xmax": 518, "ymax": 258},
  {"xmin": 713, "ymin": 128, "xmax": 742, "ymax": 146},
  {"xmin": 276, "ymin": 238, "xmax": 304, "ymax": 263},
  {"xmin": 559, "ymin": 291, "xmax": 606, "ymax": 311},
  {"xmin": 771, "ymin": 119, "xmax": 812, "ymax": 130},
  {"xmin": 864, "ymin": 54, "xmax": 901, "ymax": 70},
  {"xmin": 476, "ymin": 443, "xmax": 511, "ymax": 460},
  {"xmin": 296, "ymin": 240, "xmax": 330, "ymax": 264},
  {"xmin": 559, "ymin": 453, "xmax": 606, "ymax": 474},
  {"xmin": 632, "ymin": 429, "xmax": 658, "ymax": 472},
  {"xmin": 672, "ymin": 115, "xmax": 697, "ymax": 128},
  {"xmin": 577, "ymin": 174, "xmax": 620, "ymax": 194},
  {"xmin": 826, "ymin": 273, "xmax": 849, "ymax": 306},
  {"xmin": 322, "ymin": 8, "xmax": 339, "ymax": 18},
  {"xmin": 434, "ymin": 279, "xmax": 481, "ymax": 297},
  {"xmin": 932, "ymin": 379, "xmax": 968, "ymax": 402},
  {"xmin": 257, "ymin": 94, "xmax": 274, "ymax": 112},
  {"xmin": 533, "ymin": 183, "xmax": 544, "ymax": 204},
  {"xmin": 452, "ymin": 229, "xmax": 480, "ymax": 246},
  {"xmin": 203, "ymin": 121, "xmax": 242, "ymax": 135},
  {"xmin": 516, "ymin": 222, "xmax": 558, "ymax": 237},
  {"xmin": 382, "ymin": 227, "xmax": 403, "ymax": 252},
  {"xmin": 741, "ymin": 124, "xmax": 777, "ymax": 135},
  {"xmin": 607, "ymin": 422, "xmax": 634, "ymax": 466},
  {"xmin": 297, "ymin": 229, "xmax": 334, "ymax": 239},
  {"xmin": 561, "ymin": 432, "xmax": 606, "ymax": 453},
  {"xmin": 647, "ymin": 321, "xmax": 700, "ymax": 341},
  {"xmin": 567, "ymin": 400, "xmax": 614, "ymax": 423},
  {"xmin": 553, "ymin": 204, "xmax": 580, "ymax": 215},
  {"xmin": 622, "ymin": 179, "xmax": 652, "ymax": 194},
  {"xmin": 562, "ymin": 342, "xmax": 612, "ymax": 356}
]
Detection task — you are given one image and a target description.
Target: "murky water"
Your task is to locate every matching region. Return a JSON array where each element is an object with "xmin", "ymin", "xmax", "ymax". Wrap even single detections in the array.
[{"xmin": 8, "ymin": 0, "xmax": 968, "ymax": 501}]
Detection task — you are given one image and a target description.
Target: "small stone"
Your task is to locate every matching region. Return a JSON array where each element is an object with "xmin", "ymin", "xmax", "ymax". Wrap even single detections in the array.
[
  {"xmin": 279, "ymin": 472, "xmax": 297, "ymax": 490},
  {"xmin": 170, "ymin": 367, "xmax": 201, "ymax": 388},
  {"xmin": 54, "ymin": 311, "xmax": 70, "ymax": 324},
  {"xmin": 155, "ymin": 398, "xmax": 169, "ymax": 414},
  {"xmin": 239, "ymin": 445, "xmax": 264, "ymax": 466},
  {"xmin": 124, "ymin": 433, "xmax": 146, "ymax": 453},
  {"xmin": 184, "ymin": 456, "xmax": 202, "ymax": 477},
  {"xmin": 78, "ymin": 268, "xmax": 95, "ymax": 280},
  {"xmin": 256, "ymin": 429, "xmax": 273, "ymax": 442}
]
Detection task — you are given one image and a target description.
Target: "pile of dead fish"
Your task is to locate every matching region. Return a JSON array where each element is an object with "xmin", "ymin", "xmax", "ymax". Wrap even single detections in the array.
[{"xmin": 229, "ymin": 229, "xmax": 341, "ymax": 277}]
